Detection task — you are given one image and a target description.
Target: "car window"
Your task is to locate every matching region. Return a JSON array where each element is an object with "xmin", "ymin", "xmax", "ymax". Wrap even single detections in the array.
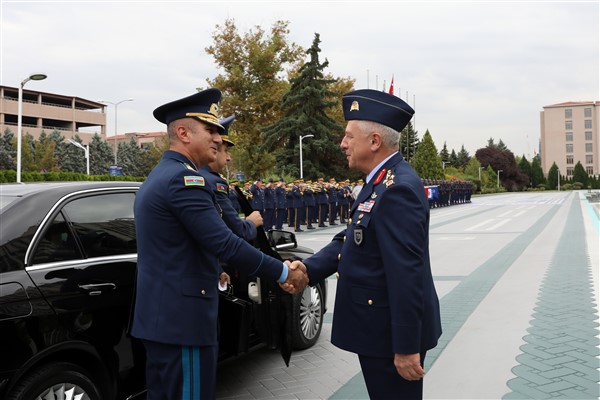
[
  {"xmin": 31, "ymin": 212, "xmax": 81, "ymax": 265},
  {"xmin": 62, "ymin": 193, "xmax": 137, "ymax": 258}
]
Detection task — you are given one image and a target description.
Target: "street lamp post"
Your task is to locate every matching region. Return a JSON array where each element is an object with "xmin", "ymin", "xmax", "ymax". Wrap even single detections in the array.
[
  {"xmin": 99, "ymin": 98, "xmax": 134, "ymax": 165},
  {"xmin": 17, "ymin": 73, "xmax": 47, "ymax": 183},
  {"xmin": 497, "ymin": 169, "xmax": 503, "ymax": 189},
  {"xmin": 299, "ymin": 134, "xmax": 314, "ymax": 179},
  {"xmin": 68, "ymin": 139, "xmax": 89, "ymax": 175}
]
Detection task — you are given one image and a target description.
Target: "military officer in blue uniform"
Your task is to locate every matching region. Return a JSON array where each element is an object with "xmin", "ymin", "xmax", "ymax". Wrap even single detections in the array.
[
  {"xmin": 132, "ymin": 89, "xmax": 307, "ymax": 400},
  {"xmin": 199, "ymin": 115, "xmax": 262, "ymax": 242},
  {"xmin": 274, "ymin": 178, "xmax": 287, "ymax": 230},
  {"xmin": 290, "ymin": 89, "xmax": 442, "ymax": 399},
  {"xmin": 263, "ymin": 178, "xmax": 276, "ymax": 230}
]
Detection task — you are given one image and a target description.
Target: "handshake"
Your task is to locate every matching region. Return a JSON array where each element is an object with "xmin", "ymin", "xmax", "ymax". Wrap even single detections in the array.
[{"xmin": 279, "ymin": 260, "xmax": 308, "ymax": 294}]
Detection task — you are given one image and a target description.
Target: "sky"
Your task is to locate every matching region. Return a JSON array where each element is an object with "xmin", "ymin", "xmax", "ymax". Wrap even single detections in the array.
[{"xmin": 1, "ymin": 0, "xmax": 598, "ymax": 160}]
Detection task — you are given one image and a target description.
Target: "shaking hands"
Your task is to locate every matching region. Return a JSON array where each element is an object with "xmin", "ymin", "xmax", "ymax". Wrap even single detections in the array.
[{"xmin": 279, "ymin": 260, "xmax": 308, "ymax": 294}]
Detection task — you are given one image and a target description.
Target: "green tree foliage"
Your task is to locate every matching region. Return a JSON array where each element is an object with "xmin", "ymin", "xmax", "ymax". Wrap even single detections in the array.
[
  {"xmin": 89, "ymin": 133, "xmax": 115, "ymax": 175},
  {"xmin": 456, "ymin": 145, "xmax": 470, "ymax": 170},
  {"xmin": 530, "ymin": 154, "xmax": 545, "ymax": 187},
  {"xmin": 399, "ymin": 121, "xmax": 419, "ymax": 162},
  {"xmin": 411, "ymin": 130, "xmax": 444, "ymax": 179},
  {"xmin": 0, "ymin": 128, "xmax": 15, "ymax": 170},
  {"xmin": 547, "ymin": 162, "xmax": 560, "ymax": 190},
  {"xmin": 64, "ymin": 135, "xmax": 87, "ymax": 174},
  {"xmin": 140, "ymin": 135, "xmax": 169, "ymax": 176},
  {"xmin": 20, "ymin": 133, "xmax": 36, "ymax": 172},
  {"xmin": 518, "ymin": 155, "xmax": 532, "ymax": 188},
  {"xmin": 262, "ymin": 33, "xmax": 345, "ymax": 179},
  {"xmin": 439, "ymin": 142, "xmax": 449, "ymax": 163},
  {"xmin": 205, "ymin": 18, "xmax": 305, "ymax": 179},
  {"xmin": 572, "ymin": 161, "xmax": 588, "ymax": 187},
  {"xmin": 35, "ymin": 131, "xmax": 58, "ymax": 172},
  {"xmin": 449, "ymin": 149, "xmax": 458, "ymax": 167},
  {"xmin": 475, "ymin": 139, "xmax": 529, "ymax": 191},
  {"xmin": 118, "ymin": 137, "xmax": 144, "ymax": 177}
]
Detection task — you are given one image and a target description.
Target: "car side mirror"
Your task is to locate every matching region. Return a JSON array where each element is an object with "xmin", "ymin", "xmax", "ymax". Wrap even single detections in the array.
[{"xmin": 267, "ymin": 230, "xmax": 297, "ymax": 251}]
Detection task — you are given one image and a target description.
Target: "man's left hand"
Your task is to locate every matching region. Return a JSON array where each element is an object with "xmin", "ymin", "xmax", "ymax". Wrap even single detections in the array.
[{"xmin": 394, "ymin": 353, "xmax": 425, "ymax": 381}]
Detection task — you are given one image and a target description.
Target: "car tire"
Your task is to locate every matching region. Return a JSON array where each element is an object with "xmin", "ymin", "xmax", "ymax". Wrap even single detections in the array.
[
  {"xmin": 6, "ymin": 361, "xmax": 103, "ymax": 400},
  {"xmin": 291, "ymin": 283, "xmax": 324, "ymax": 349}
]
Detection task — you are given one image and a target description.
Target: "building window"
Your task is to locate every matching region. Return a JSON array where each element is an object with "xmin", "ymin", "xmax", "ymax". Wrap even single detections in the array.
[
  {"xmin": 585, "ymin": 131, "xmax": 593, "ymax": 140},
  {"xmin": 586, "ymin": 155, "xmax": 593, "ymax": 164},
  {"xmin": 566, "ymin": 155, "xmax": 574, "ymax": 164},
  {"xmin": 565, "ymin": 121, "xmax": 573, "ymax": 130},
  {"xmin": 586, "ymin": 166, "xmax": 594, "ymax": 175},
  {"xmin": 565, "ymin": 109, "xmax": 572, "ymax": 118},
  {"xmin": 566, "ymin": 144, "xmax": 573, "ymax": 153},
  {"xmin": 565, "ymin": 132, "xmax": 573, "ymax": 141},
  {"xmin": 585, "ymin": 143, "xmax": 593, "ymax": 152},
  {"xmin": 584, "ymin": 108, "xmax": 592, "ymax": 118},
  {"xmin": 585, "ymin": 120, "xmax": 592, "ymax": 129},
  {"xmin": 566, "ymin": 167, "xmax": 573, "ymax": 177}
]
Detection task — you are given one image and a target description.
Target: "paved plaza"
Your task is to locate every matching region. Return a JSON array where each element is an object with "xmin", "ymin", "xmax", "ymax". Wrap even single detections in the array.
[{"xmin": 216, "ymin": 191, "xmax": 599, "ymax": 399}]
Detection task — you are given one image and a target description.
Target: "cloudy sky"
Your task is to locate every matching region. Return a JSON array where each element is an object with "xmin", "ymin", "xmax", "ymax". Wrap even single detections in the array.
[{"xmin": 1, "ymin": 0, "xmax": 598, "ymax": 159}]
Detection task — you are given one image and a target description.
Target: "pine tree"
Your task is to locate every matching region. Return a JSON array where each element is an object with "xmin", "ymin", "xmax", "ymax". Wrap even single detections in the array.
[
  {"xmin": 35, "ymin": 131, "xmax": 58, "ymax": 172},
  {"xmin": 518, "ymin": 155, "xmax": 532, "ymax": 188},
  {"xmin": 61, "ymin": 134, "xmax": 87, "ymax": 173},
  {"xmin": 411, "ymin": 130, "xmax": 444, "ymax": 179},
  {"xmin": 530, "ymin": 154, "xmax": 545, "ymax": 187},
  {"xmin": 0, "ymin": 128, "xmax": 15, "ymax": 170},
  {"xmin": 572, "ymin": 161, "xmax": 588, "ymax": 187},
  {"xmin": 118, "ymin": 138, "xmax": 144, "ymax": 177},
  {"xmin": 456, "ymin": 145, "xmax": 470, "ymax": 170},
  {"xmin": 262, "ymin": 33, "xmax": 344, "ymax": 179},
  {"xmin": 399, "ymin": 121, "xmax": 418, "ymax": 162},
  {"xmin": 547, "ymin": 162, "xmax": 560, "ymax": 190},
  {"xmin": 439, "ymin": 142, "xmax": 449, "ymax": 163},
  {"xmin": 89, "ymin": 133, "xmax": 114, "ymax": 175}
]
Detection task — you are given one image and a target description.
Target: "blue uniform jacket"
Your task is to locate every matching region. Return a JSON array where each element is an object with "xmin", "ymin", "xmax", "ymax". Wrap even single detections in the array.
[
  {"xmin": 264, "ymin": 187, "xmax": 275, "ymax": 209},
  {"xmin": 132, "ymin": 151, "xmax": 282, "ymax": 346},
  {"xmin": 199, "ymin": 165, "xmax": 257, "ymax": 241},
  {"xmin": 250, "ymin": 184, "xmax": 264, "ymax": 211},
  {"xmin": 275, "ymin": 186, "xmax": 286, "ymax": 209},
  {"xmin": 304, "ymin": 152, "xmax": 442, "ymax": 357}
]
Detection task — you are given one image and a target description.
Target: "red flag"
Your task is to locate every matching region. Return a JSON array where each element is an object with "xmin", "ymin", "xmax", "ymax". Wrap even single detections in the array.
[{"xmin": 388, "ymin": 76, "xmax": 394, "ymax": 95}]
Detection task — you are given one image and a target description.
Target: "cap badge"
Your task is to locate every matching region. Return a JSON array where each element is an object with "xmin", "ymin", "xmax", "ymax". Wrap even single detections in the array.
[
  {"xmin": 209, "ymin": 103, "xmax": 219, "ymax": 117},
  {"xmin": 350, "ymin": 100, "xmax": 359, "ymax": 112}
]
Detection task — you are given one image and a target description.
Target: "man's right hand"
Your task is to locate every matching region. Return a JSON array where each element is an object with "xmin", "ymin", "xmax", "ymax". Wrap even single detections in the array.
[
  {"xmin": 279, "ymin": 261, "xmax": 308, "ymax": 294},
  {"xmin": 246, "ymin": 211, "xmax": 263, "ymax": 227}
]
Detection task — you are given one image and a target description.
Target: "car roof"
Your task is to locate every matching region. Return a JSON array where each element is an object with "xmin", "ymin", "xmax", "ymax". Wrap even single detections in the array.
[
  {"xmin": 1, "ymin": 181, "xmax": 142, "ymax": 196},
  {"xmin": 0, "ymin": 181, "xmax": 142, "ymax": 212}
]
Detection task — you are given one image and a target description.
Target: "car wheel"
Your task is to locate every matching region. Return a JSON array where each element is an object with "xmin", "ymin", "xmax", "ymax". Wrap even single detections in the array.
[
  {"xmin": 291, "ymin": 283, "xmax": 324, "ymax": 349},
  {"xmin": 6, "ymin": 362, "xmax": 103, "ymax": 400}
]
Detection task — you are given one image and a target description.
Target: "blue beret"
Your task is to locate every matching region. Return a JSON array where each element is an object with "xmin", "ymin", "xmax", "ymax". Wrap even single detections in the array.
[
  {"xmin": 153, "ymin": 88, "xmax": 224, "ymax": 132},
  {"xmin": 219, "ymin": 115, "xmax": 236, "ymax": 147},
  {"xmin": 342, "ymin": 89, "xmax": 414, "ymax": 132}
]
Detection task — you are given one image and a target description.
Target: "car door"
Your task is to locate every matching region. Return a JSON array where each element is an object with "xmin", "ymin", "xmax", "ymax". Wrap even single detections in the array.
[{"xmin": 24, "ymin": 188, "xmax": 143, "ymax": 387}]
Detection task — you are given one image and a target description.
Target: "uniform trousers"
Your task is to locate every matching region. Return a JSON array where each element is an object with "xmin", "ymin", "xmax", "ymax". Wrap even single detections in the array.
[
  {"xmin": 143, "ymin": 339, "xmax": 218, "ymax": 400},
  {"xmin": 358, "ymin": 352, "xmax": 426, "ymax": 400}
]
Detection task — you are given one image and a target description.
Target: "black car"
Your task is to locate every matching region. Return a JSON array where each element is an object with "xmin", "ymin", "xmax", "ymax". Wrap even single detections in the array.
[{"xmin": 0, "ymin": 181, "xmax": 327, "ymax": 400}]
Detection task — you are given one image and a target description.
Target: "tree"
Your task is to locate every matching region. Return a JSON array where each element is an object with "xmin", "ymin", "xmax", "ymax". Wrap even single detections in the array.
[
  {"xmin": 205, "ymin": 19, "xmax": 305, "ymax": 179},
  {"xmin": 518, "ymin": 155, "xmax": 532, "ymax": 188},
  {"xmin": 140, "ymin": 135, "xmax": 169, "ymax": 176},
  {"xmin": 439, "ymin": 142, "xmax": 449, "ymax": 163},
  {"xmin": 530, "ymin": 154, "xmax": 545, "ymax": 187},
  {"xmin": 35, "ymin": 131, "xmax": 58, "ymax": 172},
  {"xmin": 449, "ymin": 149, "xmax": 458, "ymax": 167},
  {"xmin": 475, "ymin": 145, "xmax": 529, "ymax": 191},
  {"xmin": 63, "ymin": 135, "xmax": 87, "ymax": 174},
  {"xmin": 262, "ymin": 33, "xmax": 345, "ymax": 179},
  {"xmin": 400, "ymin": 121, "xmax": 419, "ymax": 162},
  {"xmin": 118, "ymin": 138, "xmax": 144, "ymax": 176},
  {"xmin": 572, "ymin": 161, "xmax": 588, "ymax": 187},
  {"xmin": 20, "ymin": 133, "xmax": 36, "ymax": 172},
  {"xmin": 411, "ymin": 130, "xmax": 444, "ymax": 180},
  {"xmin": 456, "ymin": 145, "xmax": 470, "ymax": 170},
  {"xmin": 464, "ymin": 157, "xmax": 482, "ymax": 191},
  {"xmin": 547, "ymin": 162, "xmax": 560, "ymax": 190},
  {"xmin": 0, "ymin": 128, "xmax": 15, "ymax": 170},
  {"xmin": 89, "ymin": 133, "xmax": 114, "ymax": 175}
]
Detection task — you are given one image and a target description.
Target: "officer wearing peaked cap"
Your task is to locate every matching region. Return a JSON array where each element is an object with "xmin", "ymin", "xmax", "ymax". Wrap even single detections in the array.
[
  {"xmin": 132, "ymin": 89, "xmax": 308, "ymax": 400},
  {"xmin": 200, "ymin": 114, "xmax": 263, "ymax": 242},
  {"xmin": 294, "ymin": 89, "xmax": 442, "ymax": 399}
]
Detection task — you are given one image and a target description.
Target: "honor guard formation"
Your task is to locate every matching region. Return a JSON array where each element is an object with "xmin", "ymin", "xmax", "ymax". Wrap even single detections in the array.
[{"xmin": 232, "ymin": 176, "xmax": 473, "ymax": 231}]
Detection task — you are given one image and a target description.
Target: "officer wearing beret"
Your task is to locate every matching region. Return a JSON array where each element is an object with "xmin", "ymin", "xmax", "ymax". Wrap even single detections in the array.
[
  {"xmin": 132, "ymin": 88, "xmax": 308, "ymax": 400},
  {"xmin": 290, "ymin": 89, "xmax": 442, "ymax": 399},
  {"xmin": 199, "ymin": 115, "xmax": 263, "ymax": 242}
]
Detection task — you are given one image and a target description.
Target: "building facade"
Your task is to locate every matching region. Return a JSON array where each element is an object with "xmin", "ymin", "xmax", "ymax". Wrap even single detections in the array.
[
  {"xmin": 0, "ymin": 85, "xmax": 106, "ymax": 145},
  {"xmin": 540, "ymin": 101, "xmax": 599, "ymax": 178}
]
